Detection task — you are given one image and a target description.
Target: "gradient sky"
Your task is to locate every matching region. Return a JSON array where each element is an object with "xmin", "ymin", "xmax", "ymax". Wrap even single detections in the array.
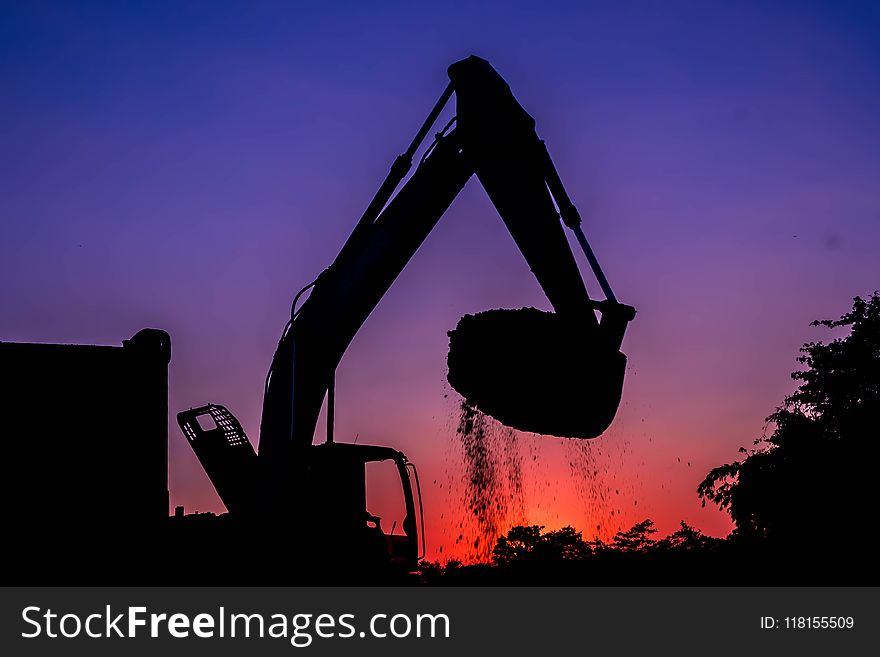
[{"xmin": 2, "ymin": 0, "xmax": 879, "ymax": 561}]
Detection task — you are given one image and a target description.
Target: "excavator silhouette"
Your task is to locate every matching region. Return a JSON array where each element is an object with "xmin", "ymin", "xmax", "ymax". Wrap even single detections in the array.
[{"xmin": 177, "ymin": 56, "xmax": 634, "ymax": 581}]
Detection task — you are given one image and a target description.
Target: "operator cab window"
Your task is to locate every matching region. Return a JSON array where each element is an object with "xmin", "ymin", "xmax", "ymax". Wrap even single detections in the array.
[{"xmin": 365, "ymin": 460, "xmax": 406, "ymax": 538}]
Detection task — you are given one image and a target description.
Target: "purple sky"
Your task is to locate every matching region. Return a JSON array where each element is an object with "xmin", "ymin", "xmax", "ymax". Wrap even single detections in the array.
[{"xmin": 2, "ymin": 1, "xmax": 879, "ymax": 560}]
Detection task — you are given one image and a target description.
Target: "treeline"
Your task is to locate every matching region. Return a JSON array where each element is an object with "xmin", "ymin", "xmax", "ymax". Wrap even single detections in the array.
[{"xmin": 420, "ymin": 520, "xmax": 734, "ymax": 585}]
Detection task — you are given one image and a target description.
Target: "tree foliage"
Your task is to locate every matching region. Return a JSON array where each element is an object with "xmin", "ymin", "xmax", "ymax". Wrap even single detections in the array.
[
  {"xmin": 491, "ymin": 525, "xmax": 545, "ymax": 566},
  {"xmin": 657, "ymin": 521, "xmax": 720, "ymax": 551},
  {"xmin": 611, "ymin": 519, "xmax": 657, "ymax": 552},
  {"xmin": 491, "ymin": 524, "xmax": 591, "ymax": 566},
  {"xmin": 698, "ymin": 293, "xmax": 880, "ymax": 544}
]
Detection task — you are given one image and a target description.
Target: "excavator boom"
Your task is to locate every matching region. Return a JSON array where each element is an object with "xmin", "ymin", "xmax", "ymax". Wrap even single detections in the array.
[{"xmin": 258, "ymin": 55, "xmax": 634, "ymax": 507}]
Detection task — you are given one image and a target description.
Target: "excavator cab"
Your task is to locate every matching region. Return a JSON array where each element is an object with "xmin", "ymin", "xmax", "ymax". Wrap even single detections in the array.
[
  {"xmin": 304, "ymin": 442, "xmax": 424, "ymax": 574},
  {"xmin": 177, "ymin": 405, "xmax": 424, "ymax": 576}
]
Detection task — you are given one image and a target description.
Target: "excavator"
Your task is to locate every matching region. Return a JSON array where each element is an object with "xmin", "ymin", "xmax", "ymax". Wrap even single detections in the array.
[{"xmin": 177, "ymin": 56, "xmax": 635, "ymax": 581}]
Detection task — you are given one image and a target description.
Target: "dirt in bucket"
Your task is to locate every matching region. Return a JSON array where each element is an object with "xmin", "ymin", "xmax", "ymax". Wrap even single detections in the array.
[{"xmin": 447, "ymin": 307, "xmax": 626, "ymax": 439}]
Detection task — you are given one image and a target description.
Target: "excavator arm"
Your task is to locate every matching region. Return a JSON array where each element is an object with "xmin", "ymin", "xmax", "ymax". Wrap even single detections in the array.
[{"xmin": 258, "ymin": 56, "xmax": 634, "ymax": 504}]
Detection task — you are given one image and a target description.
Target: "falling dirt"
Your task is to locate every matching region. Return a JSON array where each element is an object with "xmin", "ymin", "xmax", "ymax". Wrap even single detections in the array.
[
  {"xmin": 437, "ymin": 377, "xmax": 648, "ymax": 560},
  {"xmin": 441, "ymin": 400, "xmax": 526, "ymax": 561},
  {"xmin": 563, "ymin": 434, "xmax": 637, "ymax": 541}
]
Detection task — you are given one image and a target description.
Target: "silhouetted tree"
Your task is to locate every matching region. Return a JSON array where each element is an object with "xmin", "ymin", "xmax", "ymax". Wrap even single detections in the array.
[
  {"xmin": 612, "ymin": 519, "xmax": 657, "ymax": 552},
  {"xmin": 418, "ymin": 559, "xmax": 444, "ymax": 583},
  {"xmin": 657, "ymin": 521, "xmax": 718, "ymax": 551},
  {"xmin": 492, "ymin": 525, "xmax": 590, "ymax": 566},
  {"xmin": 698, "ymin": 293, "xmax": 880, "ymax": 553},
  {"xmin": 492, "ymin": 525, "xmax": 545, "ymax": 566},
  {"xmin": 540, "ymin": 526, "xmax": 591, "ymax": 562}
]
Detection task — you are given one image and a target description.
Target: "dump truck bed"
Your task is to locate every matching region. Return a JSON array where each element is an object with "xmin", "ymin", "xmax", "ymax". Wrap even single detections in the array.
[{"xmin": 0, "ymin": 329, "xmax": 171, "ymax": 580}]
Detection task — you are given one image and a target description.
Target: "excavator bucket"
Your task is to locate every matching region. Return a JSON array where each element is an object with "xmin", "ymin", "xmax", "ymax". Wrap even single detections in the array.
[{"xmin": 447, "ymin": 308, "xmax": 627, "ymax": 439}]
